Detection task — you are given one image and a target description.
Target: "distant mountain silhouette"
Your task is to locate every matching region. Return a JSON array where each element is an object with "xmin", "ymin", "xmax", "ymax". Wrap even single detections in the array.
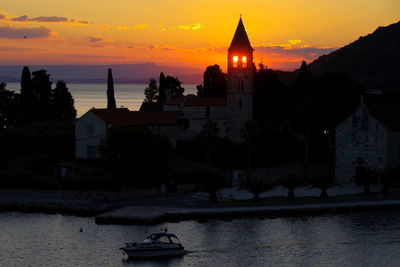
[
  {"xmin": 308, "ymin": 21, "xmax": 400, "ymax": 89},
  {"xmin": 0, "ymin": 63, "xmax": 202, "ymax": 84}
]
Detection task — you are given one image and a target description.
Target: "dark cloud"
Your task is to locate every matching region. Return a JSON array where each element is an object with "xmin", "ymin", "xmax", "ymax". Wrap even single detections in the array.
[
  {"xmin": 8, "ymin": 15, "xmax": 88, "ymax": 24},
  {"xmin": 9, "ymin": 15, "xmax": 29, "ymax": 22},
  {"xmin": 0, "ymin": 25, "xmax": 52, "ymax": 39},
  {"xmin": 31, "ymin": 16, "xmax": 68, "ymax": 22},
  {"xmin": 88, "ymin": 36, "xmax": 103, "ymax": 43}
]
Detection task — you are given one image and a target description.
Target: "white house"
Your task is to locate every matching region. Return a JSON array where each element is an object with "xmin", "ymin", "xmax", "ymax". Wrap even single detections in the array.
[
  {"xmin": 75, "ymin": 108, "xmax": 182, "ymax": 159},
  {"xmin": 335, "ymin": 103, "xmax": 400, "ymax": 184}
]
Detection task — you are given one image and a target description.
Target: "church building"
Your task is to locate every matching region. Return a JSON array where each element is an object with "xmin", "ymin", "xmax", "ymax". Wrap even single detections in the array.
[
  {"xmin": 75, "ymin": 18, "xmax": 256, "ymax": 159},
  {"xmin": 162, "ymin": 17, "xmax": 255, "ymax": 142}
]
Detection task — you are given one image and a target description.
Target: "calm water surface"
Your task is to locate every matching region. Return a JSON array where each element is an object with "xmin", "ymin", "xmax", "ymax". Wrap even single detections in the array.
[
  {"xmin": 6, "ymin": 83, "xmax": 198, "ymax": 117},
  {"xmin": 1, "ymin": 210, "xmax": 400, "ymax": 266}
]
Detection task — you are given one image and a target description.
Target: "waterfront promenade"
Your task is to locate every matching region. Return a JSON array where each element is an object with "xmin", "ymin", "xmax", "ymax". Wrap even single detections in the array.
[{"xmin": 2, "ymin": 186, "xmax": 400, "ymax": 225}]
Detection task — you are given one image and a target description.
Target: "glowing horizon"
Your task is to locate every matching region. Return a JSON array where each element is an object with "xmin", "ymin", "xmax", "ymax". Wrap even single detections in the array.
[{"xmin": 0, "ymin": 0, "xmax": 399, "ymax": 72}]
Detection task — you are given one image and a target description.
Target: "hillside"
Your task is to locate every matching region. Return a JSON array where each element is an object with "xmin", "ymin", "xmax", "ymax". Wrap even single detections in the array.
[{"xmin": 308, "ymin": 21, "xmax": 400, "ymax": 89}]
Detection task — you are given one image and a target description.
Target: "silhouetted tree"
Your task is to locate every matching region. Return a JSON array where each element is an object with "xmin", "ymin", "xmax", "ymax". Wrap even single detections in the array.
[
  {"xmin": 144, "ymin": 78, "xmax": 159, "ymax": 103},
  {"xmin": 0, "ymin": 83, "xmax": 18, "ymax": 129},
  {"xmin": 241, "ymin": 120, "xmax": 260, "ymax": 178},
  {"xmin": 241, "ymin": 175, "xmax": 274, "ymax": 202},
  {"xmin": 20, "ymin": 66, "xmax": 33, "ymax": 124},
  {"xmin": 52, "ymin": 81, "xmax": 76, "ymax": 120},
  {"xmin": 104, "ymin": 126, "xmax": 172, "ymax": 187},
  {"xmin": 309, "ymin": 175, "xmax": 339, "ymax": 198},
  {"xmin": 197, "ymin": 64, "xmax": 227, "ymax": 97},
  {"xmin": 196, "ymin": 84, "xmax": 204, "ymax": 96},
  {"xmin": 158, "ymin": 72, "xmax": 167, "ymax": 103},
  {"xmin": 352, "ymin": 166, "xmax": 377, "ymax": 195},
  {"xmin": 107, "ymin": 68, "xmax": 117, "ymax": 109},
  {"xmin": 201, "ymin": 120, "xmax": 220, "ymax": 139},
  {"xmin": 31, "ymin": 70, "xmax": 52, "ymax": 121},
  {"xmin": 316, "ymin": 73, "xmax": 361, "ymax": 129},
  {"xmin": 293, "ymin": 61, "xmax": 318, "ymax": 179},
  {"xmin": 254, "ymin": 64, "xmax": 288, "ymax": 127},
  {"xmin": 279, "ymin": 174, "xmax": 305, "ymax": 200},
  {"xmin": 165, "ymin": 75, "xmax": 184, "ymax": 101}
]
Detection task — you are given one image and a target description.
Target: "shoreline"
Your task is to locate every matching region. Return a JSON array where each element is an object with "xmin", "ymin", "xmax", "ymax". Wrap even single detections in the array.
[
  {"xmin": 95, "ymin": 199, "xmax": 400, "ymax": 225},
  {"xmin": 3, "ymin": 188, "xmax": 400, "ymax": 224}
]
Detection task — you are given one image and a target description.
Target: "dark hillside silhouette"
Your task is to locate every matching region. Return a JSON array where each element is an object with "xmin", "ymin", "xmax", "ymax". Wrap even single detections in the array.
[{"xmin": 308, "ymin": 21, "xmax": 400, "ymax": 89}]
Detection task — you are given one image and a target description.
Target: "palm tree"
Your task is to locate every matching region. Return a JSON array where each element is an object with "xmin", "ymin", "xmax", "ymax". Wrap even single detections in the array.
[
  {"xmin": 240, "ymin": 120, "xmax": 260, "ymax": 178},
  {"xmin": 352, "ymin": 166, "xmax": 377, "ymax": 195},
  {"xmin": 241, "ymin": 175, "xmax": 274, "ymax": 202},
  {"xmin": 380, "ymin": 167, "xmax": 400, "ymax": 195},
  {"xmin": 309, "ymin": 175, "xmax": 340, "ymax": 199},
  {"xmin": 279, "ymin": 174, "xmax": 305, "ymax": 200}
]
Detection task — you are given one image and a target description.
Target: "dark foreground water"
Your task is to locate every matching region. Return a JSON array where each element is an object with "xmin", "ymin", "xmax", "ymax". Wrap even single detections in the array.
[{"xmin": 1, "ymin": 210, "xmax": 400, "ymax": 267}]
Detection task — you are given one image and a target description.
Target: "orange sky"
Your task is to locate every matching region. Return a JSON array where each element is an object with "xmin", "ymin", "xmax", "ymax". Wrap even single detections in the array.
[{"xmin": 0, "ymin": 0, "xmax": 399, "ymax": 71}]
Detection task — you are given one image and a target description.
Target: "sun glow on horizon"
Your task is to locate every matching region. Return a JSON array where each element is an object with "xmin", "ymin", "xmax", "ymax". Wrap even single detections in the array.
[{"xmin": 0, "ymin": 0, "xmax": 398, "ymax": 70}]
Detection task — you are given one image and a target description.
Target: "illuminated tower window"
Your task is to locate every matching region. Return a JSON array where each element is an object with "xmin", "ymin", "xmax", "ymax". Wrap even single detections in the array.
[
  {"xmin": 233, "ymin": 56, "xmax": 239, "ymax": 68},
  {"xmin": 242, "ymin": 56, "xmax": 247, "ymax": 68}
]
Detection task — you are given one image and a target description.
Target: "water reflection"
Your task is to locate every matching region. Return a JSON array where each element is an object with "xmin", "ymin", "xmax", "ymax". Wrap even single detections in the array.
[{"xmin": 1, "ymin": 210, "xmax": 400, "ymax": 266}]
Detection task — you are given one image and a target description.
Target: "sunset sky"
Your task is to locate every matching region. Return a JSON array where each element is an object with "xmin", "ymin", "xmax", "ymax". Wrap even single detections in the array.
[{"xmin": 0, "ymin": 0, "xmax": 399, "ymax": 71}]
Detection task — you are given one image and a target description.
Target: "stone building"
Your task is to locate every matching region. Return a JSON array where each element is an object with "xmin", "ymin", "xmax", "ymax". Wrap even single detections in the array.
[
  {"xmin": 75, "ymin": 108, "xmax": 181, "ymax": 159},
  {"xmin": 335, "ymin": 103, "xmax": 400, "ymax": 184},
  {"xmin": 163, "ymin": 94, "xmax": 227, "ymax": 138}
]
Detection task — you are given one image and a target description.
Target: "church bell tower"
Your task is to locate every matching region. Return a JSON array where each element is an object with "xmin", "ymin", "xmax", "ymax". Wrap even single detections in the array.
[{"xmin": 227, "ymin": 17, "xmax": 255, "ymax": 142}]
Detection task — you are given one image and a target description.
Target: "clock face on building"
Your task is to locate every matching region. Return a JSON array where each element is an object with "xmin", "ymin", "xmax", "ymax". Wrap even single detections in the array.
[{"xmin": 353, "ymin": 129, "xmax": 367, "ymax": 144}]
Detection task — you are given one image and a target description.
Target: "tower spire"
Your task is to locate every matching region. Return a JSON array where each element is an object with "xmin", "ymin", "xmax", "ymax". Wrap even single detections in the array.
[{"xmin": 228, "ymin": 17, "xmax": 253, "ymax": 52}]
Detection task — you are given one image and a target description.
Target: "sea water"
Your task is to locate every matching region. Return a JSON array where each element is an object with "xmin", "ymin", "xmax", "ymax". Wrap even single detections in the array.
[
  {"xmin": 5, "ymin": 83, "xmax": 198, "ymax": 117},
  {"xmin": 1, "ymin": 210, "xmax": 400, "ymax": 266}
]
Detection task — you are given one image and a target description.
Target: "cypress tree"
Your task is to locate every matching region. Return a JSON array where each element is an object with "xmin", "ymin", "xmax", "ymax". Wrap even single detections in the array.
[
  {"xmin": 20, "ymin": 66, "xmax": 33, "ymax": 124},
  {"xmin": 31, "ymin": 70, "xmax": 52, "ymax": 121},
  {"xmin": 107, "ymin": 68, "xmax": 117, "ymax": 109}
]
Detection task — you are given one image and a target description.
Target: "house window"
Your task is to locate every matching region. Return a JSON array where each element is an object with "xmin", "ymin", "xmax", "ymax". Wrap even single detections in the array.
[
  {"xmin": 87, "ymin": 146, "xmax": 97, "ymax": 159},
  {"xmin": 205, "ymin": 106, "xmax": 210, "ymax": 117},
  {"xmin": 85, "ymin": 123, "xmax": 94, "ymax": 135}
]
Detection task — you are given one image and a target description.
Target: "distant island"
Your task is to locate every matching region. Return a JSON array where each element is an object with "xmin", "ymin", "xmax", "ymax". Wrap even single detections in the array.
[{"xmin": 0, "ymin": 63, "xmax": 203, "ymax": 84}]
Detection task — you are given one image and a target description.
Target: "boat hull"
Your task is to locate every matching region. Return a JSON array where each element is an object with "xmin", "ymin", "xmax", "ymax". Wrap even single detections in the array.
[{"xmin": 122, "ymin": 248, "xmax": 188, "ymax": 259}]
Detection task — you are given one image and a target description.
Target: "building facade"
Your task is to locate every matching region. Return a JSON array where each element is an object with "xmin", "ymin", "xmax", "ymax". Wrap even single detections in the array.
[{"xmin": 335, "ymin": 103, "xmax": 400, "ymax": 184}]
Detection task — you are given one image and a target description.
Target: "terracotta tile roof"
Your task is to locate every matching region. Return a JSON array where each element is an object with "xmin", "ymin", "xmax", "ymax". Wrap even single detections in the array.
[
  {"xmin": 164, "ymin": 95, "xmax": 226, "ymax": 107},
  {"xmin": 91, "ymin": 108, "xmax": 180, "ymax": 126},
  {"xmin": 368, "ymin": 105, "xmax": 400, "ymax": 131}
]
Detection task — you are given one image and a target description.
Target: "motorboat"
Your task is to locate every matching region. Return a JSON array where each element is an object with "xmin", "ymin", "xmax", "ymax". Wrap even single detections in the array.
[{"xmin": 120, "ymin": 231, "xmax": 187, "ymax": 259}]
